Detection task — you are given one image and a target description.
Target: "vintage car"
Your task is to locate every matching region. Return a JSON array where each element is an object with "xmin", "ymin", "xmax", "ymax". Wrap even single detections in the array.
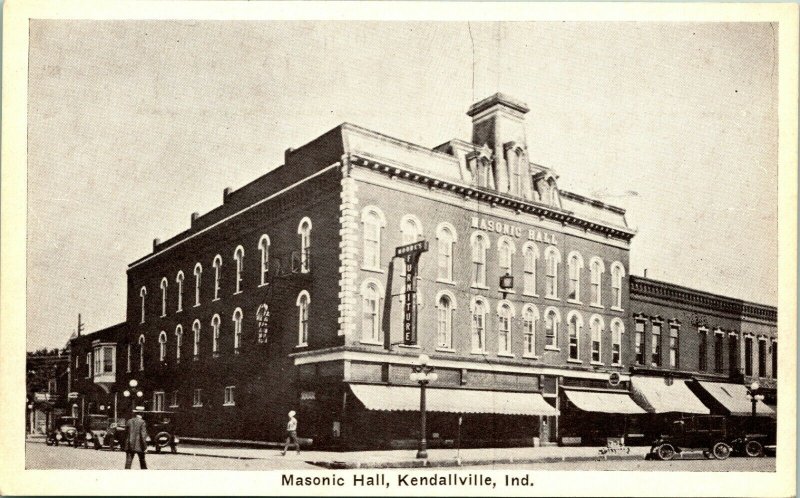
[
  {"xmin": 99, "ymin": 418, "xmax": 128, "ymax": 450},
  {"xmin": 647, "ymin": 415, "xmax": 732, "ymax": 461},
  {"xmin": 45, "ymin": 416, "xmax": 80, "ymax": 447},
  {"xmin": 139, "ymin": 411, "xmax": 179, "ymax": 453},
  {"xmin": 76, "ymin": 414, "xmax": 111, "ymax": 449}
]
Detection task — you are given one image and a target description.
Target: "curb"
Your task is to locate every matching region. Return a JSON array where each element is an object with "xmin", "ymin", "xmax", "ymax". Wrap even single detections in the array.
[{"xmin": 309, "ymin": 453, "xmax": 646, "ymax": 469}]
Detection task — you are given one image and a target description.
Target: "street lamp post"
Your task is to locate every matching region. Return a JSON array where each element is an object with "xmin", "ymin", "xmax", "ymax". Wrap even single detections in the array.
[
  {"xmin": 122, "ymin": 379, "xmax": 143, "ymax": 412},
  {"xmin": 746, "ymin": 381, "xmax": 764, "ymax": 430},
  {"xmin": 410, "ymin": 354, "xmax": 438, "ymax": 459}
]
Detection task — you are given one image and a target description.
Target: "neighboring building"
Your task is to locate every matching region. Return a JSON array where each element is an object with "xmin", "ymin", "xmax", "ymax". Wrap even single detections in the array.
[
  {"xmin": 26, "ymin": 349, "xmax": 70, "ymax": 434},
  {"xmin": 67, "ymin": 93, "xmax": 778, "ymax": 449}
]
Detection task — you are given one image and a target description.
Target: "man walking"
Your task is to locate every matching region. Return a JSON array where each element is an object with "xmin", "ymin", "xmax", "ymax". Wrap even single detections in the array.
[
  {"xmin": 281, "ymin": 410, "xmax": 300, "ymax": 455},
  {"xmin": 124, "ymin": 406, "xmax": 149, "ymax": 469}
]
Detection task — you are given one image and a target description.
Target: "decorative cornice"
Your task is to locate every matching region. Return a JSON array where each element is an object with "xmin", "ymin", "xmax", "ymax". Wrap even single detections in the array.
[
  {"xmin": 350, "ymin": 154, "xmax": 636, "ymax": 243},
  {"xmin": 630, "ymin": 276, "xmax": 777, "ymax": 323}
]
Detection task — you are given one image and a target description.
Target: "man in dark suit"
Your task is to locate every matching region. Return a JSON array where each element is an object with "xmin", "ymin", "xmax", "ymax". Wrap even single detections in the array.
[{"xmin": 124, "ymin": 406, "xmax": 150, "ymax": 469}]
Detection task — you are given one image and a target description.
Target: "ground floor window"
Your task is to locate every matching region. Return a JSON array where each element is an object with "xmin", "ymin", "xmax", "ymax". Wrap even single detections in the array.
[
  {"xmin": 224, "ymin": 386, "xmax": 236, "ymax": 406},
  {"xmin": 170, "ymin": 390, "xmax": 179, "ymax": 408},
  {"xmin": 193, "ymin": 389, "xmax": 203, "ymax": 407},
  {"xmin": 153, "ymin": 391, "xmax": 165, "ymax": 411}
]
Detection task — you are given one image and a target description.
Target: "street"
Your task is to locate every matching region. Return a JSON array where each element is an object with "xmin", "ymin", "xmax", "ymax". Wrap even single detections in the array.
[{"xmin": 463, "ymin": 457, "xmax": 776, "ymax": 471}]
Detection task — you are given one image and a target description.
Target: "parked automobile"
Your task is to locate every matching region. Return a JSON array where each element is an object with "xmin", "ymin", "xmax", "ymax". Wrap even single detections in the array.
[
  {"xmin": 138, "ymin": 411, "xmax": 179, "ymax": 453},
  {"xmin": 77, "ymin": 414, "xmax": 111, "ymax": 450},
  {"xmin": 99, "ymin": 418, "xmax": 128, "ymax": 450},
  {"xmin": 45, "ymin": 416, "xmax": 80, "ymax": 447},
  {"xmin": 646, "ymin": 415, "xmax": 732, "ymax": 461}
]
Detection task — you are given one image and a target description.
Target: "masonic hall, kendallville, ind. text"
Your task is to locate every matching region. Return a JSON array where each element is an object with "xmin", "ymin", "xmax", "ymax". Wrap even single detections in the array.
[{"xmin": 69, "ymin": 93, "xmax": 777, "ymax": 449}]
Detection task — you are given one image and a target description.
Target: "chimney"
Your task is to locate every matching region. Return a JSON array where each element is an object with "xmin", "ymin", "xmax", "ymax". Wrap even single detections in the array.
[
  {"xmin": 644, "ymin": 268, "xmax": 648, "ymax": 278},
  {"xmin": 191, "ymin": 212, "xmax": 199, "ymax": 224},
  {"xmin": 223, "ymin": 187, "xmax": 232, "ymax": 203},
  {"xmin": 153, "ymin": 238, "xmax": 161, "ymax": 250}
]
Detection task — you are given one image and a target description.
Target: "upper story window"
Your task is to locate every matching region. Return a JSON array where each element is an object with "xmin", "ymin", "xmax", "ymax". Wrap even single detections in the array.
[
  {"xmin": 589, "ymin": 257, "xmax": 605, "ymax": 307},
  {"xmin": 361, "ymin": 207, "xmax": 385, "ymax": 271},
  {"xmin": 256, "ymin": 304, "xmax": 269, "ymax": 344},
  {"xmin": 744, "ymin": 335, "xmax": 753, "ymax": 376},
  {"xmin": 610, "ymin": 261, "xmax": 625, "ymax": 310},
  {"xmin": 138, "ymin": 334, "xmax": 145, "ymax": 371},
  {"xmin": 497, "ymin": 236, "xmax": 516, "ymax": 278},
  {"xmin": 158, "ymin": 331, "xmax": 167, "ymax": 362},
  {"xmin": 298, "ymin": 217, "xmax": 312, "ymax": 273},
  {"xmin": 211, "ymin": 314, "xmax": 221, "ymax": 355},
  {"xmin": 193, "ymin": 319, "xmax": 201, "ymax": 358},
  {"xmin": 233, "ymin": 246, "xmax": 244, "ymax": 295},
  {"xmin": 611, "ymin": 318, "xmax": 623, "ymax": 366},
  {"xmin": 698, "ymin": 327, "xmax": 708, "ymax": 371},
  {"xmin": 193, "ymin": 263, "xmax": 202, "ymax": 307},
  {"xmin": 771, "ymin": 339, "xmax": 777, "ymax": 378},
  {"xmin": 233, "ymin": 308, "xmax": 243, "ymax": 352},
  {"xmin": 522, "ymin": 304, "xmax": 539, "ymax": 357},
  {"xmin": 651, "ymin": 320, "xmax": 662, "ymax": 367},
  {"xmin": 714, "ymin": 329, "xmax": 724, "ymax": 373},
  {"xmin": 175, "ymin": 325, "xmax": 183, "ymax": 363},
  {"xmin": 757, "ymin": 337, "xmax": 767, "ymax": 377},
  {"xmin": 634, "ymin": 319, "xmax": 645, "ymax": 365},
  {"xmin": 436, "ymin": 291, "xmax": 455, "ymax": 350},
  {"xmin": 497, "ymin": 301, "xmax": 514, "ymax": 355},
  {"xmin": 126, "ymin": 343, "xmax": 132, "ymax": 373},
  {"xmin": 176, "ymin": 271, "xmax": 185, "ymax": 312},
  {"xmin": 567, "ymin": 251, "xmax": 584, "ymax": 302},
  {"xmin": 522, "ymin": 243, "xmax": 539, "ymax": 296},
  {"xmin": 728, "ymin": 334, "xmax": 738, "ymax": 374},
  {"xmin": 85, "ymin": 352, "xmax": 92, "ymax": 378},
  {"xmin": 567, "ymin": 311, "xmax": 583, "ymax": 361},
  {"xmin": 296, "ymin": 290, "xmax": 310, "ymax": 346},
  {"xmin": 400, "ymin": 215, "xmax": 423, "ymax": 244},
  {"xmin": 139, "ymin": 286, "xmax": 147, "ymax": 323},
  {"xmin": 590, "ymin": 315, "xmax": 603, "ymax": 364},
  {"xmin": 544, "ymin": 307, "xmax": 561, "ymax": 349},
  {"xmin": 669, "ymin": 322, "xmax": 680, "ymax": 368},
  {"xmin": 470, "ymin": 232, "xmax": 490, "ymax": 288},
  {"xmin": 212, "ymin": 255, "xmax": 222, "ymax": 301},
  {"xmin": 471, "ymin": 296, "xmax": 487, "ymax": 353},
  {"xmin": 544, "ymin": 247, "xmax": 561, "ymax": 299},
  {"xmin": 360, "ymin": 280, "xmax": 383, "ymax": 344},
  {"xmin": 258, "ymin": 234, "xmax": 270, "ymax": 287},
  {"xmin": 160, "ymin": 278, "xmax": 168, "ymax": 317},
  {"xmin": 436, "ymin": 223, "xmax": 456, "ymax": 283}
]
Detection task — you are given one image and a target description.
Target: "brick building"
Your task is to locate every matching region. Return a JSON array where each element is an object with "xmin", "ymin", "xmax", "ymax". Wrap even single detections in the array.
[{"xmin": 68, "ymin": 93, "xmax": 777, "ymax": 449}]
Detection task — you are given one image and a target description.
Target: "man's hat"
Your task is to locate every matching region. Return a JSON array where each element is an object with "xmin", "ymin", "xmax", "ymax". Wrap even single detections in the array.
[{"xmin": 288, "ymin": 410, "xmax": 296, "ymax": 417}]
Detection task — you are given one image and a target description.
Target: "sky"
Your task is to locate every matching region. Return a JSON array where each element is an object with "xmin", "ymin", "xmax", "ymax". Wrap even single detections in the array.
[{"xmin": 26, "ymin": 21, "xmax": 778, "ymax": 350}]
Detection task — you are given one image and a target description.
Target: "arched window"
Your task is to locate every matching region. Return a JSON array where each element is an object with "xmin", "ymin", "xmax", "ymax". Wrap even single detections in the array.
[
  {"xmin": 211, "ymin": 314, "xmax": 221, "ymax": 355},
  {"xmin": 297, "ymin": 290, "xmax": 310, "ymax": 346},
  {"xmin": 590, "ymin": 315, "xmax": 604, "ymax": 364},
  {"xmin": 567, "ymin": 311, "xmax": 583, "ymax": 361},
  {"xmin": 544, "ymin": 307, "xmax": 561, "ymax": 349},
  {"xmin": 212, "ymin": 255, "xmax": 222, "ymax": 301},
  {"xmin": 138, "ymin": 334, "xmax": 145, "ymax": 371},
  {"xmin": 589, "ymin": 258, "xmax": 605, "ymax": 307},
  {"xmin": 436, "ymin": 223, "xmax": 456, "ymax": 282},
  {"xmin": 361, "ymin": 207, "xmax": 385, "ymax": 271},
  {"xmin": 544, "ymin": 247, "xmax": 561, "ymax": 299},
  {"xmin": 523, "ymin": 304, "xmax": 539, "ymax": 357},
  {"xmin": 436, "ymin": 291, "xmax": 455, "ymax": 349},
  {"xmin": 256, "ymin": 304, "xmax": 269, "ymax": 344},
  {"xmin": 610, "ymin": 261, "xmax": 626, "ymax": 309},
  {"xmin": 298, "ymin": 217, "xmax": 312, "ymax": 273},
  {"xmin": 176, "ymin": 271, "xmax": 185, "ymax": 312},
  {"xmin": 193, "ymin": 263, "xmax": 202, "ymax": 306},
  {"xmin": 232, "ymin": 308, "xmax": 243, "ymax": 352},
  {"xmin": 470, "ymin": 232, "xmax": 490, "ymax": 287},
  {"xmin": 400, "ymin": 215, "xmax": 423, "ymax": 244},
  {"xmin": 258, "ymin": 234, "xmax": 270, "ymax": 286},
  {"xmin": 192, "ymin": 319, "xmax": 201, "ymax": 358},
  {"xmin": 471, "ymin": 297, "xmax": 487, "ymax": 353},
  {"xmin": 175, "ymin": 325, "xmax": 183, "ymax": 363},
  {"xmin": 497, "ymin": 301, "xmax": 514, "ymax": 355},
  {"xmin": 523, "ymin": 243, "xmax": 539, "ymax": 296},
  {"xmin": 567, "ymin": 251, "xmax": 584, "ymax": 302},
  {"xmin": 360, "ymin": 280, "xmax": 383, "ymax": 344},
  {"xmin": 160, "ymin": 278, "xmax": 168, "ymax": 317},
  {"xmin": 126, "ymin": 343, "xmax": 132, "ymax": 373},
  {"xmin": 611, "ymin": 318, "xmax": 624, "ymax": 366},
  {"xmin": 498, "ymin": 236, "xmax": 516, "ymax": 277},
  {"xmin": 159, "ymin": 331, "xmax": 167, "ymax": 362},
  {"xmin": 139, "ymin": 286, "xmax": 147, "ymax": 324},
  {"xmin": 233, "ymin": 246, "xmax": 244, "ymax": 295}
]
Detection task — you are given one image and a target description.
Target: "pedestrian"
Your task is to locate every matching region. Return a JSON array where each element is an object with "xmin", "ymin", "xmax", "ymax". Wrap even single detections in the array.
[
  {"xmin": 124, "ymin": 406, "xmax": 149, "ymax": 469},
  {"xmin": 281, "ymin": 410, "xmax": 300, "ymax": 455}
]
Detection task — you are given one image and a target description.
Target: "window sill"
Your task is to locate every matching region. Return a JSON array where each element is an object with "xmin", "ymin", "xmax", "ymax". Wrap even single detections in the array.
[
  {"xmin": 223, "ymin": 403, "xmax": 236, "ymax": 407},
  {"xmin": 435, "ymin": 347, "xmax": 456, "ymax": 353},
  {"xmin": 361, "ymin": 266, "xmax": 385, "ymax": 274},
  {"xmin": 398, "ymin": 343, "xmax": 421, "ymax": 349},
  {"xmin": 470, "ymin": 350, "xmax": 488, "ymax": 355},
  {"xmin": 522, "ymin": 291, "xmax": 539, "ymax": 298},
  {"xmin": 176, "ymin": 309, "xmax": 183, "ymax": 314},
  {"xmin": 169, "ymin": 405, "xmax": 179, "ymax": 409},
  {"xmin": 193, "ymin": 356, "xmax": 199, "ymax": 362},
  {"xmin": 610, "ymin": 306, "xmax": 624, "ymax": 313},
  {"xmin": 544, "ymin": 296, "xmax": 560, "ymax": 302},
  {"xmin": 194, "ymin": 304, "xmax": 201, "ymax": 308},
  {"xmin": 436, "ymin": 279, "xmax": 457, "ymax": 286},
  {"xmin": 360, "ymin": 340, "xmax": 384, "ymax": 346},
  {"xmin": 522, "ymin": 354, "xmax": 540, "ymax": 360},
  {"xmin": 590, "ymin": 361, "xmax": 605, "ymax": 366},
  {"xmin": 567, "ymin": 299, "xmax": 582, "ymax": 305},
  {"xmin": 567, "ymin": 359, "xmax": 583, "ymax": 364},
  {"xmin": 296, "ymin": 343, "xmax": 308, "ymax": 348},
  {"xmin": 544, "ymin": 346, "xmax": 560, "ymax": 352},
  {"xmin": 213, "ymin": 352, "xmax": 220, "ymax": 358},
  {"xmin": 192, "ymin": 404, "xmax": 203, "ymax": 408},
  {"xmin": 233, "ymin": 291, "xmax": 243, "ymax": 296},
  {"xmin": 160, "ymin": 314, "xmax": 166, "ymax": 319},
  {"xmin": 589, "ymin": 303, "xmax": 604, "ymax": 309},
  {"xmin": 497, "ymin": 352, "xmax": 515, "ymax": 358},
  {"xmin": 234, "ymin": 349, "xmax": 241, "ymax": 355},
  {"xmin": 471, "ymin": 284, "xmax": 490, "ymax": 291},
  {"xmin": 611, "ymin": 363, "xmax": 623, "ymax": 368},
  {"xmin": 213, "ymin": 298, "xmax": 220, "ymax": 302}
]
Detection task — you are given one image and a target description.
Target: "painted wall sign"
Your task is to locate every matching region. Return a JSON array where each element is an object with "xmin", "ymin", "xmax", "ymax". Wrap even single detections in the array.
[{"xmin": 470, "ymin": 216, "xmax": 557, "ymax": 245}]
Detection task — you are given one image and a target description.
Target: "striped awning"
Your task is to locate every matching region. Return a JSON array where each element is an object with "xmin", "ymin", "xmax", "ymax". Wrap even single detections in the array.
[
  {"xmin": 349, "ymin": 384, "xmax": 558, "ymax": 416},
  {"xmin": 630, "ymin": 377, "xmax": 710, "ymax": 414},
  {"xmin": 696, "ymin": 381, "xmax": 775, "ymax": 417},
  {"xmin": 563, "ymin": 388, "xmax": 647, "ymax": 414}
]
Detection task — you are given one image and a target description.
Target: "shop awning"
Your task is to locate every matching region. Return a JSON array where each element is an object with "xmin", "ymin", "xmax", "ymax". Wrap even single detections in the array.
[
  {"xmin": 696, "ymin": 381, "xmax": 775, "ymax": 417},
  {"xmin": 349, "ymin": 384, "xmax": 558, "ymax": 416},
  {"xmin": 630, "ymin": 377, "xmax": 710, "ymax": 414},
  {"xmin": 563, "ymin": 388, "xmax": 647, "ymax": 414}
]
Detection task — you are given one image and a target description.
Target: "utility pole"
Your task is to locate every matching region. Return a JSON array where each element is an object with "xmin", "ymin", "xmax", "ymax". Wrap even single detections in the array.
[{"xmin": 77, "ymin": 314, "xmax": 84, "ymax": 337}]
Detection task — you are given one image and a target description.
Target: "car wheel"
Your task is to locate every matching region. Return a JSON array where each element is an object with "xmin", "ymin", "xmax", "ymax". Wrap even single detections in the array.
[
  {"xmin": 712, "ymin": 442, "xmax": 731, "ymax": 460},
  {"xmin": 745, "ymin": 440, "xmax": 763, "ymax": 457},
  {"xmin": 657, "ymin": 443, "xmax": 676, "ymax": 461}
]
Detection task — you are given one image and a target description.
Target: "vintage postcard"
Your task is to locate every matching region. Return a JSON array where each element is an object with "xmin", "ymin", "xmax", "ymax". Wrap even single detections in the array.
[{"xmin": 1, "ymin": 1, "xmax": 796, "ymax": 496}]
